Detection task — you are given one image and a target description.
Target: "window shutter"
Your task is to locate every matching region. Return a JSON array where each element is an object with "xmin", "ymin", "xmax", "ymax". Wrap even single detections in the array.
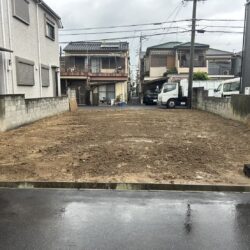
[
  {"xmin": 41, "ymin": 65, "xmax": 50, "ymax": 87},
  {"xmin": 16, "ymin": 57, "xmax": 34, "ymax": 86},
  {"xmin": 13, "ymin": 0, "xmax": 30, "ymax": 25}
]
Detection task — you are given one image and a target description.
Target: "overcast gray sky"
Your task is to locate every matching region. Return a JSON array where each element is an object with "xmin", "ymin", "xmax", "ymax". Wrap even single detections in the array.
[{"xmin": 45, "ymin": 0, "xmax": 246, "ymax": 73}]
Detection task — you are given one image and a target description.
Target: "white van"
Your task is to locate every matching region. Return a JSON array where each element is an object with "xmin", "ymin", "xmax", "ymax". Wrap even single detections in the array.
[{"xmin": 214, "ymin": 78, "xmax": 240, "ymax": 98}]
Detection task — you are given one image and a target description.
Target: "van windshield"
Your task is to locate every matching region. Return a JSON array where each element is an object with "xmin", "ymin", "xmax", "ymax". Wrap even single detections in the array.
[{"xmin": 163, "ymin": 83, "xmax": 177, "ymax": 93}]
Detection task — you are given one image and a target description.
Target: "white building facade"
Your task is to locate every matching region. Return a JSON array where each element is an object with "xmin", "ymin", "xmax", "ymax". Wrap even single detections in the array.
[{"xmin": 0, "ymin": 0, "xmax": 62, "ymax": 98}]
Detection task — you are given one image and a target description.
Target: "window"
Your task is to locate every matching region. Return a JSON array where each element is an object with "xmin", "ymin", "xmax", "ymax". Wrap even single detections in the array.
[
  {"xmin": 16, "ymin": 57, "xmax": 34, "ymax": 86},
  {"xmin": 151, "ymin": 55, "xmax": 167, "ymax": 67},
  {"xmin": 223, "ymin": 83, "xmax": 231, "ymax": 92},
  {"xmin": 12, "ymin": 0, "xmax": 30, "ymax": 25},
  {"xmin": 230, "ymin": 81, "xmax": 240, "ymax": 91},
  {"xmin": 163, "ymin": 83, "xmax": 177, "ymax": 93},
  {"xmin": 45, "ymin": 17, "xmax": 55, "ymax": 40},
  {"xmin": 41, "ymin": 65, "xmax": 50, "ymax": 87},
  {"xmin": 101, "ymin": 58, "xmax": 116, "ymax": 69},
  {"xmin": 217, "ymin": 84, "xmax": 222, "ymax": 92}
]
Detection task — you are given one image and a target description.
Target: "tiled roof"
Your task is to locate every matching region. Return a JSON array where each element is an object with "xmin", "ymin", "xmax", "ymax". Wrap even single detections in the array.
[
  {"xmin": 64, "ymin": 42, "xmax": 129, "ymax": 52},
  {"xmin": 206, "ymin": 48, "xmax": 234, "ymax": 56},
  {"xmin": 148, "ymin": 42, "xmax": 182, "ymax": 50}
]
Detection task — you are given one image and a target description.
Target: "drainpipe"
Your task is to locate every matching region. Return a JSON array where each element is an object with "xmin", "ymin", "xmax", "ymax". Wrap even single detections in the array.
[
  {"xmin": 6, "ymin": 0, "xmax": 14, "ymax": 94},
  {"xmin": 0, "ymin": 0, "xmax": 8, "ymax": 94},
  {"xmin": 36, "ymin": 2, "xmax": 42, "ymax": 97}
]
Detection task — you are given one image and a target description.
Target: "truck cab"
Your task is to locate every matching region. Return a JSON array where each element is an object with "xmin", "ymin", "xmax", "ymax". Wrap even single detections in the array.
[{"xmin": 158, "ymin": 81, "xmax": 188, "ymax": 108}]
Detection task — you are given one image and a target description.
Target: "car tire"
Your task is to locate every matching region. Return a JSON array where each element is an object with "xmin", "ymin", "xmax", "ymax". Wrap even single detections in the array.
[{"xmin": 167, "ymin": 99, "xmax": 176, "ymax": 109}]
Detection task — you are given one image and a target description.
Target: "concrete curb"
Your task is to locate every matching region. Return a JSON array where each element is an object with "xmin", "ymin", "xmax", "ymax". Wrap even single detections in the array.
[{"xmin": 0, "ymin": 182, "xmax": 250, "ymax": 192}]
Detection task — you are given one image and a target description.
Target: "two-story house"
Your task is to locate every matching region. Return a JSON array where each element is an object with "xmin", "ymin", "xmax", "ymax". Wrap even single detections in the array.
[
  {"xmin": 142, "ymin": 41, "xmax": 209, "ymax": 92},
  {"xmin": 143, "ymin": 42, "xmax": 209, "ymax": 81},
  {"xmin": 206, "ymin": 48, "xmax": 235, "ymax": 77},
  {"xmin": 0, "ymin": 0, "xmax": 62, "ymax": 98},
  {"xmin": 61, "ymin": 41, "xmax": 129, "ymax": 106}
]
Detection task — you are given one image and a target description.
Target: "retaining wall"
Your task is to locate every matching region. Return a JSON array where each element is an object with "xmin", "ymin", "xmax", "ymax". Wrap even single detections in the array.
[
  {"xmin": 0, "ymin": 95, "xmax": 70, "ymax": 132},
  {"xmin": 193, "ymin": 88, "xmax": 250, "ymax": 125}
]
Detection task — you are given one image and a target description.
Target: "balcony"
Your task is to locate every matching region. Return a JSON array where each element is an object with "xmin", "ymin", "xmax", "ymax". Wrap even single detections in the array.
[{"xmin": 60, "ymin": 68, "xmax": 128, "ymax": 79}]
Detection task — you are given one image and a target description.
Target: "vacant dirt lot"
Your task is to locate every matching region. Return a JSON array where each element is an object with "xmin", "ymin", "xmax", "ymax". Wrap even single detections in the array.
[{"xmin": 0, "ymin": 107, "xmax": 250, "ymax": 185}]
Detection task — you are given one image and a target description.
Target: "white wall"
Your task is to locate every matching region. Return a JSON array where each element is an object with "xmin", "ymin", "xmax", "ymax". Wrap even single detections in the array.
[{"xmin": 0, "ymin": 0, "xmax": 60, "ymax": 98}]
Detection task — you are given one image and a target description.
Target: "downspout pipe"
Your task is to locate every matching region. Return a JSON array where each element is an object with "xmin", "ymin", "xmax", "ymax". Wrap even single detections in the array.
[
  {"xmin": 36, "ymin": 1, "xmax": 42, "ymax": 97},
  {"xmin": 6, "ymin": 0, "xmax": 14, "ymax": 94},
  {"xmin": 0, "ymin": 0, "xmax": 8, "ymax": 94}
]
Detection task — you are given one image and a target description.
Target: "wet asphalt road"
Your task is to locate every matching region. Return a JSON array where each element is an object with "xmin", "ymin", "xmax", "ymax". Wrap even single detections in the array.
[{"xmin": 0, "ymin": 189, "xmax": 250, "ymax": 250}]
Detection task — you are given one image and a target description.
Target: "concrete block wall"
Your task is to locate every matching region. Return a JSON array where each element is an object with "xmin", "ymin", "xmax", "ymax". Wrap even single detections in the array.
[
  {"xmin": 193, "ymin": 88, "xmax": 250, "ymax": 125},
  {"xmin": 0, "ymin": 95, "xmax": 69, "ymax": 131}
]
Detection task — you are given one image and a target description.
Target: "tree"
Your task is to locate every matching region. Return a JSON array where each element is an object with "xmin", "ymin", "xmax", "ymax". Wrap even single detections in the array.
[{"xmin": 193, "ymin": 71, "xmax": 209, "ymax": 80}]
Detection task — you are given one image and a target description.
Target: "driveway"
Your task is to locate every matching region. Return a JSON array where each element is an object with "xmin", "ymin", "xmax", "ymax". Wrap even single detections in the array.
[{"xmin": 0, "ymin": 189, "xmax": 250, "ymax": 250}]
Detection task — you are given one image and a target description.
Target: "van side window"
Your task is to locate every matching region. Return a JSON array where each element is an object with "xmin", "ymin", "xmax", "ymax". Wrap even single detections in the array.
[
  {"xmin": 217, "ymin": 84, "xmax": 222, "ymax": 92},
  {"xmin": 223, "ymin": 83, "xmax": 231, "ymax": 92},
  {"xmin": 230, "ymin": 82, "xmax": 240, "ymax": 91}
]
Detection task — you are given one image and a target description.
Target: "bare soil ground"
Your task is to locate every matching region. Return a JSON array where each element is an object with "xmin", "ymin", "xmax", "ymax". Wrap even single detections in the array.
[{"xmin": 0, "ymin": 106, "xmax": 250, "ymax": 185}]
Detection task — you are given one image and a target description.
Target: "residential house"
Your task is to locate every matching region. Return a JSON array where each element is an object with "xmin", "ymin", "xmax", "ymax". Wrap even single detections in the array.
[
  {"xmin": 206, "ymin": 48, "xmax": 235, "ymax": 77},
  {"xmin": 0, "ymin": 0, "xmax": 62, "ymax": 98},
  {"xmin": 141, "ymin": 42, "xmax": 241, "ymax": 94},
  {"xmin": 61, "ymin": 41, "xmax": 129, "ymax": 106},
  {"xmin": 142, "ymin": 41, "xmax": 209, "ymax": 92}
]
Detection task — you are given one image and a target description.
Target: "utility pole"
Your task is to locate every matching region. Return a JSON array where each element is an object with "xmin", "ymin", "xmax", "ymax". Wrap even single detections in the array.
[
  {"xmin": 184, "ymin": 0, "xmax": 204, "ymax": 108},
  {"xmin": 138, "ymin": 35, "xmax": 145, "ymax": 103}
]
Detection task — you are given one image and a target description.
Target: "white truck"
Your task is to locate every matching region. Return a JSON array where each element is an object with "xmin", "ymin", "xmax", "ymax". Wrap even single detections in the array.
[
  {"xmin": 214, "ymin": 78, "xmax": 240, "ymax": 98},
  {"xmin": 158, "ymin": 80, "xmax": 188, "ymax": 108}
]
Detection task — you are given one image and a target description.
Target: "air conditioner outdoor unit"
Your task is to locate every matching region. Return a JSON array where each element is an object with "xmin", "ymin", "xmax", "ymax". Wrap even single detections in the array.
[{"xmin": 245, "ymin": 87, "xmax": 250, "ymax": 95}]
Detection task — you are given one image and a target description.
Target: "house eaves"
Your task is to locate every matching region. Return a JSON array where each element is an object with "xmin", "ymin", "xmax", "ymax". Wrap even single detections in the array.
[
  {"xmin": 35, "ymin": 0, "xmax": 63, "ymax": 28},
  {"xmin": 174, "ymin": 42, "xmax": 209, "ymax": 49}
]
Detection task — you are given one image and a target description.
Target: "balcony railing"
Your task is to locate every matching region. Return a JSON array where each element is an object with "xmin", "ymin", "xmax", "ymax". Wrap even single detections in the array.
[{"xmin": 60, "ymin": 68, "xmax": 128, "ymax": 77}]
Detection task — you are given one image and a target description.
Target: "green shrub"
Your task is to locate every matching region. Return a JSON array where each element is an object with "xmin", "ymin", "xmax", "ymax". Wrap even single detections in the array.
[{"xmin": 193, "ymin": 72, "xmax": 209, "ymax": 80}]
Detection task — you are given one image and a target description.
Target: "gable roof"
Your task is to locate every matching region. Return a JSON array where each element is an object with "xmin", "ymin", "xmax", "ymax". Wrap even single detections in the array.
[
  {"xmin": 64, "ymin": 42, "xmax": 129, "ymax": 52},
  {"xmin": 148, "ymin": 41, "xmax": 182, "ymax": 50},
  {"xmin": 146, "ymin": 41, "xmax": 210, "ymax": 55},
  {"xmin": 206, "ymin": 48, "xmax": 234, "ymax": 56},
  {"xmin": 34, "ymin": 0, "xmax": 62, "ymax": 28},
  {"xmin": 175, "ymin": 42, "xmax": 209, "ymax": 49}
]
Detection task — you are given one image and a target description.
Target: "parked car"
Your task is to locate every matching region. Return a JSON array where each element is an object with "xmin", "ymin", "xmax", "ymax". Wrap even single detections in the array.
[
  {"xmin": 143, "ymin": 89, "xmax": 159, "ymax": 105},
  {"xmin": 214, "ymin": 78, "xmax": 240, "ymax": 97}
]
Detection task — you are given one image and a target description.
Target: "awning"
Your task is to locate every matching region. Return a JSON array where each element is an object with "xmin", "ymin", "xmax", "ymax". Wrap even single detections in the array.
[{"xmin": 0, "ymin": 47, "xmax": 13, "ymax": 53}]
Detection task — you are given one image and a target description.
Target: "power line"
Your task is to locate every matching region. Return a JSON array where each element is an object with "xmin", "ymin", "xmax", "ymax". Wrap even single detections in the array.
[
  {"xmin": 59, "ymin": 29, "xmax": 244, "ymax": 44},
  {"xmin": 59, "ymin": 26, "xmax": 188, "ymax": 36},
  {"xmin": 197, "ymin": 18, "xmax": 244, "ymax": 22},
  {"xmin": 59, "ymin": 30, "xmax": 191, "ymax": 44},
  {"xmin": 196, "ymin": 25, "xmax": 244, "ymax": 29},
  {"xmin": 60, "ymin": 18, "xmax": 244, "ymax": 32},
  {"xmin": 60, "ymin": 19, "xmax": 192, "ymax": 32},
  {"xmin": 203, "ymin": 30, "xmax": 243, "ymax": 34}
]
